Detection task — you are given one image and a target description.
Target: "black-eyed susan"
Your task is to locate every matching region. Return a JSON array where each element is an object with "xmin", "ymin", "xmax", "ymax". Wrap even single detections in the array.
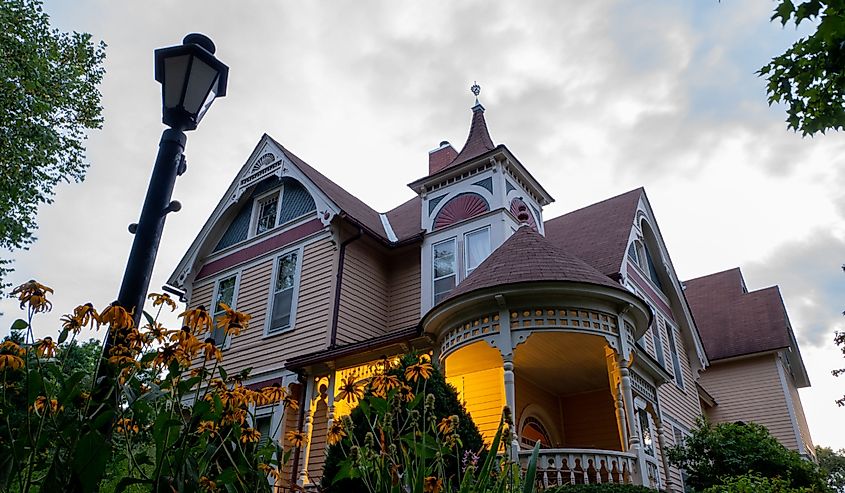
[
  {"xmin": 148, "ymin": 292, "xmax": 178, "ymax": 312},
  {"xmin": 335, "ymin": 376, "xmax": 365, "ymax": 404},
  {"xmin": 116, "ymin": 417, "xmax": 139, "ymax": 434},
  {"xmin": 179, "ymin": 306, "xmax": 212, "ymax": 334},
  {"xmin": 423, "ymin": 476, "xmax": 443, "ymax": 493},
  {"xmin": 0, "ymin": 353, "xmax": 24, "ymax": 371},
  {"xmin": 11, "ymin": 280, "xmax": 53, "ymax": 313},
  {"xmin": 327, "ymin": 421, "xmax": 346, "ymax": 445},
  {"xmin": 370, "ymin": 374, "xmax": 400, "ymax": 397},
  {"xmin": 261, "ymin": 384, "xmax": 286, "ymax": 403},
  {"xmin": 285, "ymin": 429, "xmax": 307, "ymax": 448},
  {"xmin": 199, "ymin": 476, "xmax": 217, "ymax": 492},
  {"xmin": 100, "ymin": 303, "xmax": 134, "ymax": 329},
  {"xmin": 0, "ymin": 340, "xmax": 24, "ymax": 356},
  {"xmin": 196, "ymin": 420, "xmax": 218, "ymax": 437},
  {"xmin": 397, "ymin": 384, "xmax": 414, "ymax": 402},
  {"xmin": 215, "ymin": 302, "xmax": 250, "ymax": 336},
  {"xmin": 198, "ymin": 338, "xmax": 222, "ymax": 362},
  {"xmin": 240, "ymin": 427, "xmax": 261, "ymax": 444},
  {"xmin": 282, "ymin": 395, "xmax": 299, "ymax": 411},
  {"xmin": 437, "ymin": 417, "xmax": 453, "ymax": 434},
  {"xmin": 404, "ymin": 361, "xmax": 433, "ymax": 382},
  {"xmin": 35, "ymin": 337, "xmax": 57, "ymax": 358},
  {"xmin": 31, "ymin": 396, "xmax": 61, "ymax": 415}
]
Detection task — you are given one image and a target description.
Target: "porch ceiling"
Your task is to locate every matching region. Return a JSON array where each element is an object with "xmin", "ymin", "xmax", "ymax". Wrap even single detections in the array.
[{"xmin": 514, "ymin": 332, "xmax": 609, "ymax": 395}]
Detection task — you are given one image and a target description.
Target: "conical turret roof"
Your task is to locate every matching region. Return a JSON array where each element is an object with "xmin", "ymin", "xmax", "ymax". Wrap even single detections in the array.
[{"xmin": 446, "ymin": 103, "xmax": 496, "ymax": 170}]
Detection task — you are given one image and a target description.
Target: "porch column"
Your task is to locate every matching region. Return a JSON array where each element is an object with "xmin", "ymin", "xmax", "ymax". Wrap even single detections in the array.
[
  {"xmin": 614, "ymin": 383, "xmax": 629, "ymax": 448},
  {"xmin": 297, "ymin": 376, "xmax": 316, "ymax": 487},
  {"xmin": 503, "ymin": 356, "xmax": 519, "ymax": 457},
  {"xmin": 654, "ymin": 412, "xmax": 675, "ymax": 492},
  {"xmin": 325, "ymin": 370, "xmax": 337, "ymax": 433},
  {"xmin": 619, "ymin": 362, "xmax": 648, "ymax": 486}
]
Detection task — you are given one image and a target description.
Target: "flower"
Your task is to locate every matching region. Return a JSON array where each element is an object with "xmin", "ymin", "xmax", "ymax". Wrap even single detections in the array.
[
  {"xmin": 437, "ymin": 417, "xmax": 453, "ymax": 434},
  {"xmin": 61, "ymin": 303, "xmax": 100, "ymax": 334},
  {"xmin": 335, "ymin": 376, "xmax": 365, "ymax": 404},
  {"xmin": 196, "ymin": 420, "xmax": 218, "ymax": 437},
  {"xmin": 404, "ymin": 361, "xmax": 433, "ymax": 382},
  {"xmin": 116, "ymin": 418, "xmax": 139, "ymax": 434},
  {"xmin": 423, "ymin": 476, "xmax": 443, "ymax": 493},
  {"xmin": 327, "ymin": 421, "xmax": 347, "ymax": 445},
  {"xmin": 179, "ymin": 306, "xmax": 212, "ymax": 334},
  {"xmin": 148, "ymin": 292, "xmax": 178, "ymax": 311},
  {"xmin": 282, "ymin": 395, "xmax": 299, "ymax": 411},
  {"xmin": 397, "ymin": 384, "xmax": 414, "ymax": 402},
  {"xmin": 199, "ymin": 476, "xmax": 217, "ymax": 492},
  {"xmin": 145, "ymin": 321, "xmax": 168, "ymax": 343},
  {"xmin": 286, "ymin": 429, "xmax": 307, "ymax": 448},
  {"xmin": 0, "ymin": 354, "xmax": 24, "ymax": 371},
  {"xmin": 99, "ymin": 304, "xmax": 134, "ymax": 330},
  {"xmin": 31, "ymin": 396, "xmax": 61, "ymax": 415},
  {"xmin": 215, "ymin": 302, "xmax": 250, "ymax": 336},
  {"xmin": 261, "ymin": 384, "xmax": 286, "ymax": 403},
  {"xmin": 240, "ymin": 427, "xmax": 262, "ymax": 443},
  {"xmin": 370, "ymin": 374, "xmax": 400, "ymax": 397},
  {"xmin": 35, "ymin": 337, "xmax": 57, "ymax": 358},
  {"xmin": 198, "ymin": 338, "xmax": 222, "ymax": 362},
  {"xmin": 0, "ymin": 341, "xmax": 24, "ymax": 356},
  {"xmin": 11, "ymin": 280, "xmax": 53, "ymax": 313}
]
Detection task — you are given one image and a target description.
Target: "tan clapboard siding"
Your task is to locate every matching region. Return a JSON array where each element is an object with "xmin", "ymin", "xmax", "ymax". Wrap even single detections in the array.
[
  {"xmin": 515, "ymin": 375, "xmax": 565, "ymax": 446},
  {"xmin": 700, "ymin": 354, "xmax": 798, "ymax": 451},
  {"xmin": 783, "ymin": 364, "xmax": 815, "ymax": 456},
  {"xmin": 446, "ymin": 367, "xmax": 504, "ymax": 445},
  {"xmin": 335, "ymin": 240, "xmax": 389, "ymax": 345},
  {"xmin": 212, "ymin": 237, "xmax": 335, "ymax": 376},
  {"xmin": 387, "ymin": 251, "xmax": 421, "ymax": 331},
  {"xmin": 655, "ymin": 318, "xmax": 702, "ymax": 489},
  {"xmin": 190, "ymin": 281, "xmax": 215, "ymax": 310},
  {"xmin": 560, "ymin": 389, "xmax": 621, "ymax": 451}
]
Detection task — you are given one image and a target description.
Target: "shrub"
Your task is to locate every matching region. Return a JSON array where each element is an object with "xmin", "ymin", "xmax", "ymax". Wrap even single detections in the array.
[
  {"xmin": 545, "ymin": 484, "xmax": 659, "ymax": 493},
  {"xmin": 702, "ymin": 473, "xmax": 813, "ymax": 493}
]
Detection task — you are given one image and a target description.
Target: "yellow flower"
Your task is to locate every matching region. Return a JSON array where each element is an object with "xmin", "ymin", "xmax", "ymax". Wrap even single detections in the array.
[
  {"xmin": 215, "ymin": 302, "xmax": 250, "ymax": 336},
  {"xmin": 31, "ymin": 396, "xmax": 61, "ymax": 415},
  {"xmin": 153, "ymin": 344, "xmax": 190, "ymax": 368},
  {"xmin": 258, "ymin": 463, "xmax": 283, "ymax": 481},
  {"xmin": 199, "ymin": 476, "xmax": 217, "ymax": 492},
  {"xmin": 397, "ymin": 384, "xmax": 414, "ymax": 402},
  {"xmin": 0, "ymin": 340, "xmax": 25, "ymax": 356},
  {"xmin": 99, "ymin": 304, "xmax": 134, "ymax": 330},
  {"xmin": 404, "ymin": 361, "xmax": 433, "ymax": 382},
  {"xmin": 285, "ymin": 429, "xmax": 307, "ymax": 448},
  {"xmin": 240, "ymin": 427, "xmax": 261, "ymax": 444},
  {"xmin": 11, "ymin": 280, "xmax": 53, "ymax": 313},
  {"xmin": 335, "ymin": 376, "xmax": 365, "ymax": 404},
  {"xmin": 198, "ymin": 338, "xmax": 222, "ymax": 362},
  {"xmin": 327, "ymin": 421, "xmax": 346, "ymax": 445},
  {"xmin": 437, "ymin": 417, "xmax": 453, "ymax": 434},
  {"xmin": 261, "ymin": 384, "xmax": 286, "ymax": 403},
  {"xmin": 0, "ymin": 354, "xmax": 24, "ymax": 371},
  {"xmin": 283, "ymin": 395, "xmax": 299, "ymax": 411},
  {"xmin": 116, "ymin": 418, "xmax": 139, "ymax": 434},
  {"xmin": 35, "ymin": 337, "xmax": 57, "ymax": 358},
  {"xmin": 145, "ymin": 321, "xmax": 168, "ymax": 343},
  {"xmin": 179, "ymin": 306, "xmax": 212, "ymax": 335},
  {"xmin": 196, "ymin": 420, "xmax": 218, "ymax": 437},
  {"xmin": 148, "ymin": 292, "xmax": 178, "ymax": 312},
  {"xmin": 61, "ymin": 303, "xmax": 100, "ymax": 334},
  {"xmin": 370, "ymin": 374, "xmax": 400, "ymax": 397},
  {"xmin": 423, "ymin": 476, "xmax": 443, "ymax": 493}
]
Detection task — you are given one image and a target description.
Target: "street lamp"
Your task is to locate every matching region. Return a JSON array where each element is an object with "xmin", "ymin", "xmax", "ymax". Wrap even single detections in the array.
[{"xmin": 111, "ymin": 32, "xmax": 228, "ymax": 345}]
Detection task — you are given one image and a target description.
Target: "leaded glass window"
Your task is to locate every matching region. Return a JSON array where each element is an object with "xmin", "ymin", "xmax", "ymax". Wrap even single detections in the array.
[
  {"xmin": 255, "ymin": 194, "xmax": 279, "ymax": 235},
  {"xmin": 212, "ymin": 274, "xmax": 237, "ymax": 346},
  {"xmin": 269, "ymin": 251, "xmax": 299, "ymax": 333},
  {"xmin": 433, "ymin": 238, "xmax": 456, "ymax": 304}
]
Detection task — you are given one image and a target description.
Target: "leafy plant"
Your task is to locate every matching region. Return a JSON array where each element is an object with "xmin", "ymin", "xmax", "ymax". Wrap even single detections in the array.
[{"xmin": 702, "ymin": 473, "xmax": 813, "ymax": 493}]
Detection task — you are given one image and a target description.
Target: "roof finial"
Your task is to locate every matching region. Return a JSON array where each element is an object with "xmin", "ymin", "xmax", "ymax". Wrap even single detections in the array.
[{"xmin": 471, "ymin": 81, "xmax": 481, "ymax": 105}]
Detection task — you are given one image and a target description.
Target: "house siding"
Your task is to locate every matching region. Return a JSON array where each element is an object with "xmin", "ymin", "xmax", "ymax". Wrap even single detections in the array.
[
  {"xmin": 700, "ymin": 354, "xmax": 798, "ymax": 451},
  {"xmin": 387, "ymin": 249, "xmax": 421, "ymax": 331},
  {"xmin": 515, "ymin": 375, "xmax": 565, "ymax": 447},
  {"xmin": 782, "ymin": 357, "xmax": 815, "ymax": 458},
  {"xmin": 335, "ymin": 239, "xmax": 389, "ymax": 345},
  {"xmin": 560, "ymin": 389, "xmax": 621, "ymax": 451}
]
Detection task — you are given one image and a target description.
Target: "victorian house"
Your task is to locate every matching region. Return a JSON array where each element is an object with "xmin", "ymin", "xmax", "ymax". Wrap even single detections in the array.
[{"xmin": 167, "ymin": 92, "xmax": 814, "ymax": 491}]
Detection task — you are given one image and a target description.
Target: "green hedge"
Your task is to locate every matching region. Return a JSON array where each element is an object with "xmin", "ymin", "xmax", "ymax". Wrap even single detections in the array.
[{"xmin": 544, "ymin": 484, "xmax": 660, "ymax": 493}]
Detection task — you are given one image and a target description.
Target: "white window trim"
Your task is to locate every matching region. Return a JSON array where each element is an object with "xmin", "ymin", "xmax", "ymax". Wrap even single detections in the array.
[
  {"xmin": 665, "ymin": 322, "xmax": 685, "ymax": 389},
  {"xmin": 463, "ymin": 226, "xmax": 491, "ymax": 278},
  {"xmin": 432, "ymin": 237, "xmax": 458, "ymax": 304},
  {"xmin": 264, "ymin": 246, "xmax": 304, "ymax": 337},
  {"xmin": 249, "ymin": 187, "xmax": 284, "ymax": 238},
  {"xmin": 211, "ymin": 270, "xmax": 241, "ymax": 350}
]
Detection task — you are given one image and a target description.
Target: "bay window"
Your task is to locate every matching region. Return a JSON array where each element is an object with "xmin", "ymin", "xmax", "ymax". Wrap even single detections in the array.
[{"xmin": 433, "ymin": 238, "xmax": 456, "ymax": 304}]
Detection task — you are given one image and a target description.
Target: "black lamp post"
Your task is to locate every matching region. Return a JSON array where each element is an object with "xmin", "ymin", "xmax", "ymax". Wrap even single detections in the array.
[{"xmin": 107, "ymin": 33, "xmax": 228, "ymax": 353}]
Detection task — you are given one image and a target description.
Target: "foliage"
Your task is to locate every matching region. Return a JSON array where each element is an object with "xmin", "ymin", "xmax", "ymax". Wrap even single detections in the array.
[
  {"xmin": 702, "ymin": 473, "xmax": 812, "ymax": 493},
  {"xmin": 322, "ymin": 353, "xmax": 540, "ymax": 493},
  {"xmin": 760, "ymin": 1, "xmax": 845, "ymax": 136},
  {"xmin": 544, "ymin": 484, "xmax": 659, "ymax": 493},
  {"xmin": 0, "ymin": 281, "xmax": 297, "ymax": 492},
  {"xmin": 0, "ymin": 0, "xmax": 105, "ymax": 285},
  {"xmin": 817, "ymin": 446, "xmax": 845, "ymax": 492},
  {"xmin": 667, "ymin": 418, "xmax": 827, "ymax": 492}
]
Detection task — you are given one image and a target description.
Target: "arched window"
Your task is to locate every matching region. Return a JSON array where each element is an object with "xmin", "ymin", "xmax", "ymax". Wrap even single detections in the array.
[
  {"xmin": 432, "ymin": 193, "xmax": 489, "ymax": 230},
  {"xmin": 520, "ymin": 416, "xmax": 552, "ymax": 448}
]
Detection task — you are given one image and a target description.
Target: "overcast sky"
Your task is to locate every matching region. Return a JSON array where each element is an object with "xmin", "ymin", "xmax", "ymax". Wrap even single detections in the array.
[{"xmin": 3, "ymin": 0, "xmax": 845, "ymax": 448}]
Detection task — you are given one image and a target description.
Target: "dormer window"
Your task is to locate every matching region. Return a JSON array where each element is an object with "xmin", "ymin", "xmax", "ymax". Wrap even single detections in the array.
[
  {"xmin": 255, "ymin": 192, "xmax": 279, "ymax": 235},
  {"xmin": 433, "ymin": 238, "xmax": 457, "ymax": 304}
]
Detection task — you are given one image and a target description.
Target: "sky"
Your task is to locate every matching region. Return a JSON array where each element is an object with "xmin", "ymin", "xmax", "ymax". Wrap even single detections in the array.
[{"xmin": 3, "ymin": 0, "xmax": 845, "ymax": 449}]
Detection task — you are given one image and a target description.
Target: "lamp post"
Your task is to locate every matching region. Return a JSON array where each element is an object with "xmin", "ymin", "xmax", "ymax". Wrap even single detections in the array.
[{"xmin": 102, "ymin": 32, "xmax": 228, "ymax": 371}]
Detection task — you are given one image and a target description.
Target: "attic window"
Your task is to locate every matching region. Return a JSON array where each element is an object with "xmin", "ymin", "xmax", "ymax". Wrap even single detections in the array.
[
  {"xmin": 255, "ymin": 193, "xmax": 278, "ymax": 235},
  {"xmin": 249, "ymin": 179, "xmax": 317, "ymax": 238}
]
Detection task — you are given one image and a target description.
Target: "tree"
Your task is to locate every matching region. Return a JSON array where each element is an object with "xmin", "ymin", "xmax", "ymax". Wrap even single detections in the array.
[
  {"xmin": 0, "ymin": 0, "xmax": 105, "ymax": 285},
  {"xmin": 817, "ymin": 446, "xmax": 845, "ymax": 492},
  {"xmin": 760, "ymin": 1, "xmax": 845, "ymax": 136},
  {"xmin": 667, "ymin": 418, "xmax": 827, "ymax": 491}
]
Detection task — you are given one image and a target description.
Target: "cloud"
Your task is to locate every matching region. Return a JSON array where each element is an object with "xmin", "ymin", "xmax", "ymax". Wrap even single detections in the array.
[{"xmin": 744, "ymin": 230, "xmax": 845, "ymax": 348}]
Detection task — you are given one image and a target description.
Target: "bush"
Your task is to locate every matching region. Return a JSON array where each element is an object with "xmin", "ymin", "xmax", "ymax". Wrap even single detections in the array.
[
  {"xmin": 667, "ymin": 418, "xmax": 827, "ymax": 492},
  {"xmin": 545, "ymin": 484, "xmax": 659, "ymax": 493},
  {"xmin": 702, "ymin": 473, "xmax": 813, "ymax": 493}
]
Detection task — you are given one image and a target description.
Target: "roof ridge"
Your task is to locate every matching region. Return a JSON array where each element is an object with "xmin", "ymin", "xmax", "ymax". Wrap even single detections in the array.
[{"xmin": 545, "ymin": 187, "xmax": 644, "ymax": 224}]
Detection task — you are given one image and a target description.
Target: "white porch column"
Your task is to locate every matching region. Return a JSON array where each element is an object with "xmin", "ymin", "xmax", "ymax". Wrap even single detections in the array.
[
  {"xmin": 503, "ymin": 356, "xmax": 519, "ymax": 457},
  {"xmin": 654, "ymin": 412, "xmax": 675, "ymax": 493},
  {"xmin": 325, "ymin": 371, "xmax": 337, "ymax": 433},
  {"xmin": 619, "ymin": 362, "xmax": 648, "ymax": 486},
  {"xmin": 615, "ymin": 383, "xmax": 629, "ymax": 449},
  {"xmin": 297, "ymin": 376, "xmax": 316, "ymax": 487}
]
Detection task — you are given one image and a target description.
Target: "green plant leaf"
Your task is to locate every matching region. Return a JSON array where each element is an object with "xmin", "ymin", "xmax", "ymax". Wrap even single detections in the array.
[
  {"xmin": 522, "ymin": 439, "xmax": 541, "ymax": 493},
  {"xmin": 72, "ymin": 431, "xmax": 109, "ymax": 492},
  {"xmin": 116, "ymin": 477, "xmax": 152, "ymax": 493},
  {"xmin": 57, "ymin": 327, "xmax": 69, "ymax": 344},
  {"xmin": 11, "ymin": 319, "xmax": 28, "ymax": 331}
]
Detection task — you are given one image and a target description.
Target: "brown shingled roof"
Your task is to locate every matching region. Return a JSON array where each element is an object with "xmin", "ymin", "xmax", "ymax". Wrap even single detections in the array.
[
  {"xmin": 544, "ymin": 188, "xmax": 642, "ymax": 277},
  {"xmin": 441, "ymin": 225, "xmax": 622, "ymax": 304},
  {"xmin": 684, "ymin": 268, "xmax": 793, "ymax": 361},
  {"xmin": 442, "ymin": 104, "xmax": 496, "ymax": 172},
  {"xmin": 385, "ymin": 196, "xmax": 422, "ymax": 242}
]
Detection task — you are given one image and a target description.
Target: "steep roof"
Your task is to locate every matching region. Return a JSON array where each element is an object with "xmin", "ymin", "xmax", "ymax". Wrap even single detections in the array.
[
  {"xmin": 684, "ymin": 268, "xmax": 793, "ymax": 361},
  {"xmin": 443, "ymin": 103, "xmax": 496, "ymax": 171},
  {"xmin": 543, "ymin": 188, "xmax": 643, "ymax": 277},
  {"xmin": 442, "ymin": 225, "xmax": 623, "ymax": 304},
  {"xmin": 385, "ymin": 196, "xmax": 422, "ymax": 242}
]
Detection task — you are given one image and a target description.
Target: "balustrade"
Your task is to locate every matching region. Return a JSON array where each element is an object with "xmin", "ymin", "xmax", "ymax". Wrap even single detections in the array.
[{"xmin": 518, "ymin": 448, "xmax": 636, "ymax": 489}]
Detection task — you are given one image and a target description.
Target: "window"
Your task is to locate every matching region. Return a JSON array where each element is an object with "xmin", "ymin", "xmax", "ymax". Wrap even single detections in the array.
[
  {"xmin": 638, "ymin": 409, "xmax": 655, "ymax": 456},
  {"xmin": 673, "ymin": 425, "xmax": 691, "ymax": 492},
  {"xmin": 211, "ymin": 274, "xmax": 238, "ymax": 346},
  {"xmin": 268, "ymin": 250, "xmax": 300, "ymax": 334},
  {"xmin": 433, "ymin": 238, "xmax": 457, "ymax": 304},
  {"xmin": 667, "ymin": 324, "xmax": 684, "ymax": 388},
  {"xmin": 255, "ymin": 193, "xmax": 279, "ymax": 235},
  {"xmin": 464, "ymin": 227, "xmax": 491, "ymax": 276},
  {"xmin": 255, "ymin": 412, "xmax": 273, "ymax": 446},
  {"xmin": 627, "ymin": 242, "xmax": 639, "ymax": 265},
  {"xmin": 652, "ymin": 314, "xmax": 666, "ymax": 368}
]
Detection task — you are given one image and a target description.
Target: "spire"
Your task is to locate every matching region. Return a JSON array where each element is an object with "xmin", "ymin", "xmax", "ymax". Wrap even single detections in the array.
[{"xmin": 449, "ymin": 82, "xmax": 495, "ymax": 167}]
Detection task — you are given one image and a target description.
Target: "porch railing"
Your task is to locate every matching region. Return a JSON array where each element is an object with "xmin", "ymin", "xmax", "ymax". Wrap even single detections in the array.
[{"xmin": 518, "ymin": 448, "xmax": 637, "ymax": 488}]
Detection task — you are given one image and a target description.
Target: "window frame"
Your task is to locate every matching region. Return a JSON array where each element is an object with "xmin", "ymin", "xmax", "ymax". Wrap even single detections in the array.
[
  {"xmin": 432, "ymin": 237, "xmax": 458, "ymax": 305},
  {"xmin": 264, "ymin": 246, "xmax": 304, "ymax": 336},
  {"xmin": 651, "ymin": 313, "xmax": 666, "ymax": 368},
  {"xmin": 250, "ymin": 188, "xmax": 284, "ymax": 237},
  {"xmin": 210, "ymin": 271, "xmax": 240, "ymax": 349},
  {"xmin": 463, "ymin": 226, "xmax": 491, "ymax": 277},
  {"xmin": 666, "ymin": 322, "xmax": 685, "ymax": 389}
]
